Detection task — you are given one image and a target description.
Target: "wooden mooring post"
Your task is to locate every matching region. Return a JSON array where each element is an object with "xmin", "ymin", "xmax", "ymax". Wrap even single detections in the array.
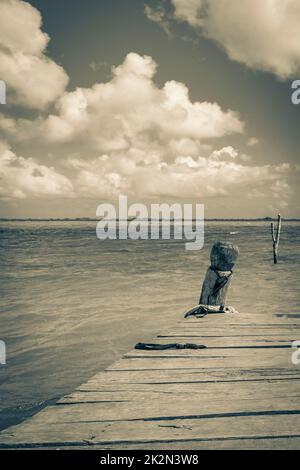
[
  {"xmin": 184, "ymin": 242, "xmax": 239, "ymax": 318},
  {"xmin": 271, "ymin": 214, "xmax": 282, "ymax": 264},
  {"xmin": 199, "ymin": 241, "xmax": 239, "ymax": 309}
]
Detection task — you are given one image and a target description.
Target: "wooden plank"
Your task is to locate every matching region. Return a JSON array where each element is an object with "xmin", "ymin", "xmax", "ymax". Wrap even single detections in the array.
[
  {"xmin": 176, "ymin": 321, "xmax": 300, "ymax": 327},
  {"xmin": 182, "ymin": 314, "xmax": 293, "ymax": 319},
  {"xmin": 91, "ymin": 437, "xmax": 300, "ymax": 450},
  {"xmin": 180, "ymin": 314, "xmax": 300, "ymax": 321},
  {"xmin": 158, "ymin": 328, "xmax": 298, "ymax": 336},
  {"xmin": 3, "ymin": 397, "xmax": 299, "ymax": 426},
  {"xmin": 179, "ymin": 325, "xmax": 300, "ymax": 329},
  {"xmin": 0, "ymin": 311, "xmax": 299, "ymax": 450},
  {"xmin": 1, "ymin": 415, "xmax": 300, "ymax": 448},
  {"xmin": 58, "ymin": 380, "xmax": 300, "ymax": 404},
  {"xmin": 158, "ymin": 324, "xmax": 298, "ymax": 334},
  {"xmin": 107, "ymin": 351, "xmax": 294, "ymax": 370},
  {"xmin": 125, "ymin": 345, "xmax": 292, "ymax": 358},
  {"xmin": 12, "ymin": 437, "xmax": 300, "ymax": 450},
  {"xmin": 130, "ymin": 337, "xmax": 293, "ymax": 348},
  {"xmin": 82, "ymin": 367, "xmax": 300, "ymax": 385},
  {"xmin": 178, "ymin": 320, "xmax": 300, "ymax": 326},
  {"xmin": 169, "ymin": 330, "xmax": 299, "ymax": 336},
  {"xmin": 86, "ymin": 375, "xmax": 299, "ymax": 392},
  {"xmin": 179, "ymin": 315, "xmax": 300, "ymax": 324}
]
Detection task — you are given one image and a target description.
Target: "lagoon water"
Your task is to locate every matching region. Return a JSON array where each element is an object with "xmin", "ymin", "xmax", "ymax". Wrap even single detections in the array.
[{"xmin": 0, "ymin": 220, "xmax": 299, "ymax": 430}]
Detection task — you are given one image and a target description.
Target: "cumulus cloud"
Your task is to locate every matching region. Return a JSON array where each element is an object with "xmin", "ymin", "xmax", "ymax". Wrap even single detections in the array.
[
  {"xmin": 0, "ymin": 138, "xmax": 289, "ymax": 204},
  {"xmin": 210, "ymin": 146, "xmax": 238, "ymax": 160},
  {"xmin": 0, "ymin": 0, "xmax": 69, "ymax": 109},
  {"xmin": 0, "ymin": 1, "xmax": 294, "ymax": 214},
  {"xmin": 0, "ymin": 142, "xmax": 73, "ymax": 200},
  {"xmin": 167, "ymin": 0, "xmax": 300, "ymax": 79},
  {"xmin": 41, "ymin": 52, "xmax": 243, "ymax": 148},
  {"xmin": 65, "ymin": 148, "xmax": 290, "ymax": 203},
  {"xmin": 0, "ymin": 52, "xmax": 291, "ymax": 207}
]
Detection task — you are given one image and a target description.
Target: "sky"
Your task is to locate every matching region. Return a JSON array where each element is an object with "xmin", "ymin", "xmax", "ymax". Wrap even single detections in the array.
[{"xmin": 0, "ymin": 0, "xmax": 300, "ymax": 218}]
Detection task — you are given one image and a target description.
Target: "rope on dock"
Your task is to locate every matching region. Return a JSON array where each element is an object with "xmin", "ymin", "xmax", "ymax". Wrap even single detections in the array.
[{"xmin": 135, "ymin": 342, "xmax": 207, "ymax": 350}]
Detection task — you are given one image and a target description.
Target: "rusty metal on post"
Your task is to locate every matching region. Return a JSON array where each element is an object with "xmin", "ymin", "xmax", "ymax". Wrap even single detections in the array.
[{"xmin": 271, "ymin": 214, "xmax": 282, "ymax": 264}]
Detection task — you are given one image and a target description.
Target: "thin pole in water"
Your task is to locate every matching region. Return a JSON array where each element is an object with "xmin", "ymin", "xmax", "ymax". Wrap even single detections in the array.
[{"xmin": 271, "ymin": 214, "xmax": 282, "ymax": 264}]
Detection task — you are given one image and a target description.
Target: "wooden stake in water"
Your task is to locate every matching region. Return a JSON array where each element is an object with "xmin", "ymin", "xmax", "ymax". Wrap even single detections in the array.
[{"xmin": 271, "ymin": 214, "xmax": 282, "ymax": 264}]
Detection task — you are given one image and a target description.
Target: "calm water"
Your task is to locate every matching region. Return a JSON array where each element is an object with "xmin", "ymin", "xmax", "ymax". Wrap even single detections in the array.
[{"xmin": 0, "ymin": 221, "xmax": 299, "ymax": 430}]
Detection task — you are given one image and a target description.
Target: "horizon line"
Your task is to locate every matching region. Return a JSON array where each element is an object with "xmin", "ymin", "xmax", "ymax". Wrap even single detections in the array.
[{"xmin": 1, "ymin": 217, "xmax": 300, "ymax": 222}]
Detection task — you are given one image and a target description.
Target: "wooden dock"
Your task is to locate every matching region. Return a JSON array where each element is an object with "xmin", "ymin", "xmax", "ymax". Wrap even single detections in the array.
[{"xmin": 1, "ymin": 312, "xmax": 300, "ymax": 450}]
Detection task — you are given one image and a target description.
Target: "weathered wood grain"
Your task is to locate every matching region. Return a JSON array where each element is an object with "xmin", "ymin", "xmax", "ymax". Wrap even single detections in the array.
[
  {"xmin": 4, "ymin": 397, "xmax": 300, "ymax": 426},
  {"xmin": 80, "ymin": 368, "xmax": 300, "ymax": 386},
  {"xmin": 58, "ymin": 380, "xmax": 300, "ymax": 404},
  {"xmin": 107, "ymin": 351, "xmax": 294, "ymax": 370},
  {"xmin": 199, "ymin": 242, "xmax": 239, "ymax": 306},
  {"xmin": 0, "ymin": 311, "xmax": 299, "ymax": 449},
  {"xmin": 1, "ymin": 415, "xmax": 300, "ymax": 448}
]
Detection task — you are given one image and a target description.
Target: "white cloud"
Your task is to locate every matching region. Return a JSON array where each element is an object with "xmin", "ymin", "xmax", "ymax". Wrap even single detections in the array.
[
  {"xmin": 0, "ymin": 0, "xmax": 69, "ymax": 109},
  {"xmin": 65, "ymin": 148, "xmax": 290, "ymax": 202},
  {"xmin": 170, "ymin": 0, "xmax": 300, "ymax": 79},
  {"xmin": 0, "ymin": 142, "xmax": 73, "ymax": 200},
  {"xmin": 41, "ymin": 52, "xmax": 243, "ymax": 148},
  {"xmin": 172, "ymin": 0, "xmax": 203, "ymax": 26},
  {"xmin": 0, "ymin": 114, "xmax": 17, "ymax": 135},
  {"xmin": 144, "ymin": 4, "xmax": 172, "ymax": 37},
  {"xmin": 270, "ymin": 179, "xmax": 291, "ymax": 198},
  {"xmin": 0, "ymin": 52, "xmax": 291, "ymax": 207},
  {"xmin": 0, "ymin": 1, "xmax": 293, "ymax": 214},
  {"xmin": 210, "ymin": 146, "xmax": 238, "ymax": 160},
  {"xmin": 247, "ymin": 137, "xmax": 260, "ymax": 147}
]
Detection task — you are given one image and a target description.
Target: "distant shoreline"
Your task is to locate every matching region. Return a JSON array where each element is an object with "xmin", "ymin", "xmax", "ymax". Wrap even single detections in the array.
[{"xmin": 1, "ymin": 218, "xmax": 300, "ymax": 222}]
